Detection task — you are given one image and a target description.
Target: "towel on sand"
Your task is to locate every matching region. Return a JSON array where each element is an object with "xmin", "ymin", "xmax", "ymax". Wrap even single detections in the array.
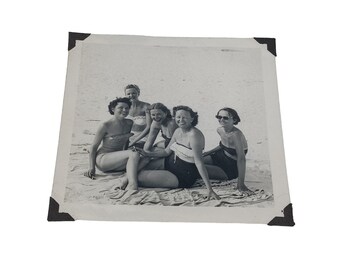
[
  {"xmin": 65, "ymin": 173, "xmax": 273, "ymax": 207},
  {"xmin": 64, "ymin": 144, "xmax": 273, "ymax": 207}
]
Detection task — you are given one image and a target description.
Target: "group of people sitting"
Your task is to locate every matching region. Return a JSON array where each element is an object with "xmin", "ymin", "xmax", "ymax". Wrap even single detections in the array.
[{"xmin": 84, "ymin": 84, "xmax": 252, "ymax": 200}]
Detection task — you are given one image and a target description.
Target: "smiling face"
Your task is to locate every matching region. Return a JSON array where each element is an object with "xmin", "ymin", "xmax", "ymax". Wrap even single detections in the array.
[
  {"xmin": 175, "ymin": 109, "xmax": 193, "ymax": 129},
  {"xmin": 125, "ymin": 88, "xmax": 139, "ymax": 101},
  {"xmin": 216, "ymin": 110, "xmax": 234, "ymax": 128},
  {"xmin": 150, "ymin": 109, "xmax": 166, "ymax": 123},
  {"xmin": 114, "ymin": 102, "xmax": 130, "ymax": 118}
]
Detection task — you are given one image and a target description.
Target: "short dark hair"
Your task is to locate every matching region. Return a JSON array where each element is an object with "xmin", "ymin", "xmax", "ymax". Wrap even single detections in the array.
[
  {"xmin": 124, "ymin": 84, "xmax": 140, "ymax": 95},
  {"xmin": 148, "ymin": 103, "xmax": 172, "ymax": 121},
  {"xmin": 173, "ymin": 105, "xmax": 199, "ymax": 127},
  {"xmin": 216, "ymin": 107, "xmax": 241, "ymax": 125},
  {"xmin": 108, "ymin": 97, "xmax": 131, "ymax": 115}
]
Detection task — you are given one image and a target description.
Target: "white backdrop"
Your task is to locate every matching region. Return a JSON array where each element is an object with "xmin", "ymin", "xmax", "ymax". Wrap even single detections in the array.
[{"xmin": 1, "ymin": 1, "xmax": 339, "ymax": 270}]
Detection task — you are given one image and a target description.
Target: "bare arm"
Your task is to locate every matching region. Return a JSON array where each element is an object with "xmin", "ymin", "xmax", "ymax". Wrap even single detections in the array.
[
  {"xmin": 167, "ymin": 120, "xmax": 178, "ymax": 137},
  {"xmin": 130, "ymin": 109, "xmax": 152, "ymax": 146},
  {"xmin": 203, "ymin": 145, "xmax": 221, "ymax": 157},
  {"xmin": 232, "ymin": 132, "xmax": 248, "ymax": 192},
  {"xmin": 140, "ymin": 128, "xmax": 179, "ymax": 158},
  {"xmin": 190, "ymin": 131, "xmax": 220, "ymax": 200},
  {"xmin": 85, "ymin": 123, "xmax": 107, "ymax": 179},
  {"xmin": 143, "ymin": 122, "xmax": 161, "ymax": 151},
  {"xmin": 123, "ymin": 119, "xmax": 134, "ymax": 150}
]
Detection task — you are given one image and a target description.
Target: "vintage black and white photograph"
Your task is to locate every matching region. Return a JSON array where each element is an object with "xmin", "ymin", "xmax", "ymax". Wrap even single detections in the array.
[{"xmin": 50, "ymin": 34, "xmax": 292, "ymax": 223}]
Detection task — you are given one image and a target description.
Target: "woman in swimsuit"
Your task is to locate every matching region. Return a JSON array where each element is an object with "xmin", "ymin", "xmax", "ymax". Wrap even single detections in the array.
[
  {"xmin": 84, "ymin": 97, "xmax": 180, "ymax": 190},
  {"xmin": 203, "ymin": 107, "xmax": 252, "ymax": 193},
  {"xmin": 124, "ymin": 84, "xmax": 151, "ymax": 148},
  {"xmin": 138, "ymin": 106, "xmax": 220, "ymax": 200},
  {"xmin": 84, "ymin": 97, "xmax": 150, "ymax": 190},
  {"xmin": 143, "ymin": 103, "xmax": 178, "ymax": 151}
]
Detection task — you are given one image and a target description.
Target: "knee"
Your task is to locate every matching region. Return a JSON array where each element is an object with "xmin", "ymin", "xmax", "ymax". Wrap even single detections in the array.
[
  {"xmin": 165, "ymin": 173, "xmax": 179, "ymax": 188},
  {"xmin": 95, "ymin": 156, "xmax": 104, "ymax": 171},
  {"xmin": 129, "ymin": 150, "xmax": 140, "ymax": 160}
]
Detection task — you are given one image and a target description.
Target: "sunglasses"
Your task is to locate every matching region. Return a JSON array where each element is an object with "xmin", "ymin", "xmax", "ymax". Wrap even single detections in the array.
[{"xmin": 215, "ymin": 115, "xmax": 231, "ymax": 121}]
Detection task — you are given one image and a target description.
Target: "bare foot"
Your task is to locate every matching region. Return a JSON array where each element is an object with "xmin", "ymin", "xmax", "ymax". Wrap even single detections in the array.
[
  {"xmin": 119, "ymin": 175, "xmax": 128, "ymax": 190},
  {"xmin": 125, "ymin": 183, "xmax": 138, "ymax": 190},
  {"xmin": 237, "ymin": 184, "xmax": 254, "ymax": 195}
]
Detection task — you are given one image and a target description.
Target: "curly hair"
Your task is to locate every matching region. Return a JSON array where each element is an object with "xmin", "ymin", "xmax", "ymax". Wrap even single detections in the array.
[
  {"xmin": 173, "ymin": 105, "xmax": 199, "ymax": 127},
  {"xmin": 216, "ymin": 107, "xmax": 241, "ymax": 125},
  {"xmin": 124, "ymin": 84, "xmax": 140, "ymax": 95},
  {"xmin": 108, "ymin": 97, "xmax": 131, "ymax": 115}
]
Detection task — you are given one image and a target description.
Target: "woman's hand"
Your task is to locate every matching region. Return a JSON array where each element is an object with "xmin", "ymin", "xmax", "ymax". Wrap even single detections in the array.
[
  {"xmin": 129, "ymin": 141, "xmax": 136, "ymax": 148},
  {"xmin": 84, "ymin": 169, "xmax": 96, "ymax": 180},
  {"xmin": 135, "ymin": 148, "xmax": 150, "ymax": 157},
  {"xmin": 207, "ymin": 189, "xmax": 221, "ymax": 200}
]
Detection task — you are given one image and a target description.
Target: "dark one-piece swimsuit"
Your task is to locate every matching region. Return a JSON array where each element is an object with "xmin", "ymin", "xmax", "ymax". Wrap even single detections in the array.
[
  {"xmin": 161, "ymin": 130, "xmax": 172, "ymax": 148},
  {"xmin": 164, "ymin": 142, "xmax": 200, "ymax": 188},
  {"xmin": 210, "ymin": 141, "xmax": 248, "ymax": 180}
]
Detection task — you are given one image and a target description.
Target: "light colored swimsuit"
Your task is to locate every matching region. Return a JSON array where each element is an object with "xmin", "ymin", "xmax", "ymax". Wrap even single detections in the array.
[
  {"xmin": 126, "ymin": 115, "xmax": 148, "ymax": 143},
  {"xmin": 96, "ymin": 133, "xmax": 133, "ymax": 172}
]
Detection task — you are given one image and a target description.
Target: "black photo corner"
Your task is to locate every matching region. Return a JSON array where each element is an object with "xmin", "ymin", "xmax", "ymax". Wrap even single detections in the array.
[
  {"xmin": 47, "ymin": 197, "xmax": 74, "ymax": 222},
  {"xmin": 254, "ymin": 37, "xmax": 277, "ymax": 56},
  {"xmin": 68, "ymin": 32, "xmax": 91, "ymax": 51}
]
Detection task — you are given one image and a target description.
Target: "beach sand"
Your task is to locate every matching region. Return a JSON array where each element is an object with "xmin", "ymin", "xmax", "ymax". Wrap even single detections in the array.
[{"xmin": 64, "ymin": 144, "xmax": 273, "ymax": 207}]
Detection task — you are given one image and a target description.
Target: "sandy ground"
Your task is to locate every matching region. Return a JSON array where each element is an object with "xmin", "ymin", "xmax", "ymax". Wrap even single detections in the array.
[{"xmin": 64, "ymin": 144, "xmax": 273, "ymax": 207}]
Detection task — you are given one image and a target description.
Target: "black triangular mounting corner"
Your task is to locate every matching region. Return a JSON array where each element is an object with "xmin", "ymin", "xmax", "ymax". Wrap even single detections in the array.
[
  {"xmin": 268, "ymin": 203, "xmax": 295, "ymax": 226},
  {"xmin": 254, "ymin": 37, "xmax": 276, "ymax": 56},
  {"xmin": 68, "ymin": 32, "xmax": 91, "ymax": 51},
  {"xmin": 47, "ymin": 197, "xmax": 75, "ymax": 222}
]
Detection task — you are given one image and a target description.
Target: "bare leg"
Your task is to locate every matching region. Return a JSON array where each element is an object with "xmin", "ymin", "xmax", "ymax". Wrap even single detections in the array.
[
  {"xmin": 120, "ymin": 157, "xmax": 150, "ymax": 189},
  {"xmin": 137, "ymin": 157, "xmax": 152, "ymax": 171},
  {"xmin": 144, "ymin": 158, "xmax": 165, "ymax": 170},
  {"xmin": 154, "ymin": 140, "xmax": 166, "ymax": 148},
  {"xmin": 96, "ymin": 150, "xmax": 132, "ymax": 172},
  {"xmin": 203, "ymin": 155, "xmax": 228, "ymax": 180},
  {"xmin": 116, "ymin": 157, "xmax": 152, "ymax": 190},
  {"xmin": 205, "ymin": 164, "xmax": 228, "ymax": 180},
  {"xmin": 203, "ymin": 155, "xmax": 214, "ymax": 165},
  {"xmin": 126, "ymin": 153, "xmax": 157, "ymax": 190},
  {"xmin": 96, "ymin": 150, "xmax": 151, "ymax": 190},
  {"xmin": 137, "ymin": 170, "xmax": 179, "ymax": 188},
  {"xmin": 125, "ymin": 151, "xmax": 142, "ymax": 190}
]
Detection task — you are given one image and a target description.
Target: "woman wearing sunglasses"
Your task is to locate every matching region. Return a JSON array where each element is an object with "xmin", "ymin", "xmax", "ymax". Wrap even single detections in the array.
[{"xmin": 203, "ymin": 107, "xmax": 252, "ymax": 194}]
